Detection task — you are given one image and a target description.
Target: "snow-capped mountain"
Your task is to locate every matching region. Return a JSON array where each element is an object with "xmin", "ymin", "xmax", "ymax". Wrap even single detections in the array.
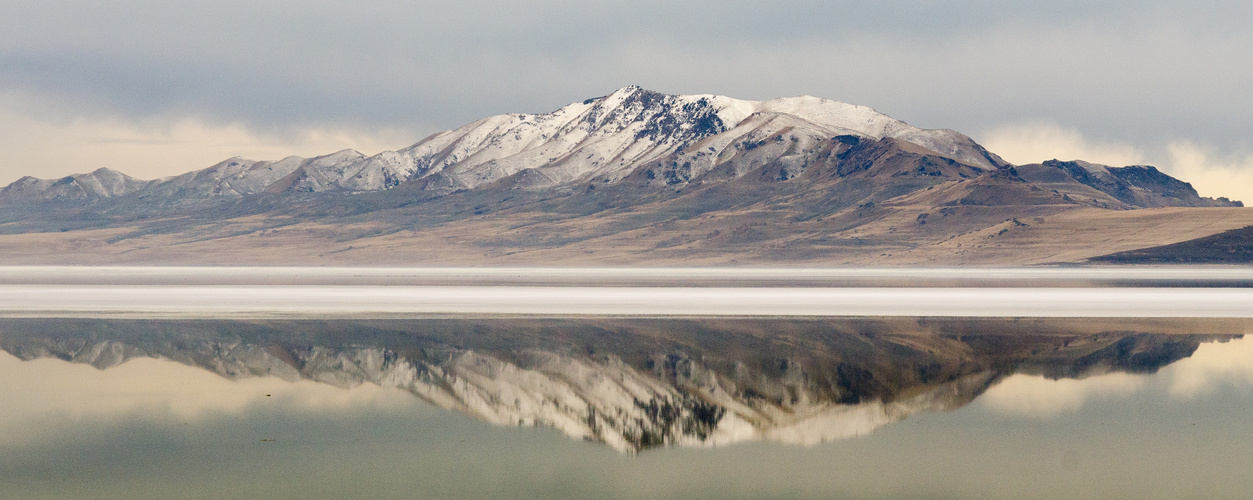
[
  {"xmin": 1, "ymin": 87, "xmax": 1241, "ymax": 267},
  {"xmin": 1, "ymin": 167, "xmax": 150, "ymax": 202},
  {"xmin": 373, "ymin": 85, "xmax": 1006, "ymax": 191},
  {"xmin": 1, "ymin": 86, "xmax": 1007, "ymax": 201}
]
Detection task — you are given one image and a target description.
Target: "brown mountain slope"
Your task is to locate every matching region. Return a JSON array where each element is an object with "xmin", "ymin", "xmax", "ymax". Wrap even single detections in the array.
[{"xmin": 1, "ymin": 197, "xmax": 1250, "ymax": 266}]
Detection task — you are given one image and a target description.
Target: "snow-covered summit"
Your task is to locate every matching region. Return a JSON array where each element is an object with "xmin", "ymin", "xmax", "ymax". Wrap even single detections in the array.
[
  {"xmin": 293, "ymin": 85, "xmax": 1004, "ymax": 191},
  {"xmin": 0, "ymin": 167, "xmax": 150, "ymax": 202},
  {"xmin": 1, "ymin": 87, "xmax": 1008, "ymax": 202}
]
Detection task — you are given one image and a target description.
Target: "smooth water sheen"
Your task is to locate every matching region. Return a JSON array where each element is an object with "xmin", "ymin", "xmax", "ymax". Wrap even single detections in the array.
[
  {"xmin": 1, "ymin": 316, "xmax": 1251, "ymax": 499},
  {"xmin": 1, "ymin": 267, "xmax": 1250, "ymax": 498}
]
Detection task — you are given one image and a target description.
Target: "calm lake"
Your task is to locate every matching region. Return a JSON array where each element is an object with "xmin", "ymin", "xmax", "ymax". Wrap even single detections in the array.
[{"xmin": 2, "ymin": 267, "xmax": 1251, "ymax": 498}]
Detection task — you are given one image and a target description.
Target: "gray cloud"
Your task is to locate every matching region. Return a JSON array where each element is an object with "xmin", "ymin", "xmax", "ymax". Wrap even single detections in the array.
[{"xmin": 1, "ymin": 0, "xmax": 1251, "ymax": 159}]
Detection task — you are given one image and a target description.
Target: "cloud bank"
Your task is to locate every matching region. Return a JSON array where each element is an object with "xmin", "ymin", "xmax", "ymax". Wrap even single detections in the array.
[{"xmin": 1, "ymin": 1, "xmax": 1250, "ymax": 194}]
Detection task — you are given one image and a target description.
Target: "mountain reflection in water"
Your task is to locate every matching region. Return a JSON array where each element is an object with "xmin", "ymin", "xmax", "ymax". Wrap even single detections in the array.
[{"xmin": 0, "ymin": 318, "xmax": 1241, "ymax": 453}]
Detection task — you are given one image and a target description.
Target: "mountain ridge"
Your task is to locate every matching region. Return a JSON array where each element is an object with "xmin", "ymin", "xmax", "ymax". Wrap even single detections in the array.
[
  {"xmin": 3, "ymin": 86, "xmax": 1014, "ymax": 202},
  {"xmin": 0, "ymin": 87, "xmax": 1245, "ymax": 266},
  {"xmin": 1, "ymin": 87, "xmax": 1232, "ymax": 210}
]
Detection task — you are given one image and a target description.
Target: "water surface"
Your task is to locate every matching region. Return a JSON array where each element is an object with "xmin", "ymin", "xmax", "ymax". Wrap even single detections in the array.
[
  {"xmin": 2, "ymin": 317, "xmax": 1251, "ymax": 499},
  {"xmin": 4, "ymin": 267, "xmax": 1251, "ymax": 498}
]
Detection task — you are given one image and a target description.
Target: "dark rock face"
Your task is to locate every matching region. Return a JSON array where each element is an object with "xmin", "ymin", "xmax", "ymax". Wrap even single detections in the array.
[{"xmin": 626, "ymin": 91, "xmax": 728, "ymax": 144}]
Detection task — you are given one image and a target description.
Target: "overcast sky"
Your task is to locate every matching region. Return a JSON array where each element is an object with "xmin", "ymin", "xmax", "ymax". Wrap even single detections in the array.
[{"xmin": 2, "ymin": 1, "xmax": 1252, "ymax": 200}]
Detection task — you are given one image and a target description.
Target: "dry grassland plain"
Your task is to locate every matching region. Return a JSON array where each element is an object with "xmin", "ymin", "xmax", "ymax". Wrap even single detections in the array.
[{"xmin": 2, "ymin": 206, "xmax": 1251, "ymax": 266}]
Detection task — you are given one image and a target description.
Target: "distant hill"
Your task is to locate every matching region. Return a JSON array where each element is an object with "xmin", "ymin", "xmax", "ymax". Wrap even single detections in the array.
[{"xmin": 1090, "ymin": 225, "xmax": 1253, "ymax": 264}]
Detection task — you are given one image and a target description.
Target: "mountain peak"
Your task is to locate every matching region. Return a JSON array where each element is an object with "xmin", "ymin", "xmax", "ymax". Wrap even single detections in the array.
[
  {"xmin": 7, "ymin": 88, "xmax": 1215, "ymax": 208},
  {"xmin": 0, "ymin": 87, "xmax": 1010, "ymax": 202},
  {"xmin": 0, "ymin": 165, "xmax": 150, "ymax": 203},
  {"xmin": 610, "ymin": 84, "xmax": 644, "ymax": 95}
]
